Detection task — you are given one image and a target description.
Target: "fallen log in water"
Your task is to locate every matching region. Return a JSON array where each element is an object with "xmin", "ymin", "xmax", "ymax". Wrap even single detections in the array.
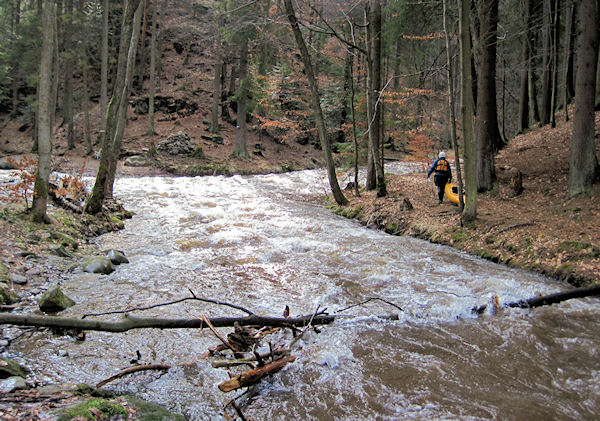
[
  {"xmin": 0, "ymin": 313, "xmax": 336, "ymax": 332},
  {"xmin": 218, "ymin": 356, "xmax": 296, "ymax": 392},
  {"xmin": 473, "ymin": 283, "xmax": 600, "ymax": 314}
]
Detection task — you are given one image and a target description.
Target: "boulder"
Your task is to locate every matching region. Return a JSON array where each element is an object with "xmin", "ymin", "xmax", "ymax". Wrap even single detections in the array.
[
  {"xmin": 107, "ymin": 249, "xmax": 129, "ymax": 265},
  {"xmin": 0, "ymin": 357, "xmax": 28, "ymax": 379},
  {"xmin": 83, "ymin": 256, "xmax": 115, "ymax": 274},
  {"xmin": 157, "ymin": 131, "xmax": 195, "ymax": 155},
  {"xmin": 9, "ymin": 273, "xmax": 28, "ymax": 285},
  {"xmin": 124, "ymin": 155, "xmax": 152, "ymax": 167},
  {"xmin": 0, "ymin": 282, "xmax": 19, "ymax": 305},
  {"xmin": 38, "ymin": 286, "xmax": 76, "ymax": 313},
  {"xmin": 0, "ymin": 376, "xmax": 28, "ymax": 393}
]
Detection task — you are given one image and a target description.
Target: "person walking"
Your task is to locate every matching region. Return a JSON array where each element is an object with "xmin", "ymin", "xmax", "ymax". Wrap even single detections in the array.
[{"xmin": 427, "ymin": 151, "xmax": 452, "ymax": 204}]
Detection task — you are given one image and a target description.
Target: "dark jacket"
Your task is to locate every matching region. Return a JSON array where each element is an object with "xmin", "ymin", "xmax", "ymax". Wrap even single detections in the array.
[{"xmin": 427, "ymin": 158, "xmax": 452, "ymax": 181}]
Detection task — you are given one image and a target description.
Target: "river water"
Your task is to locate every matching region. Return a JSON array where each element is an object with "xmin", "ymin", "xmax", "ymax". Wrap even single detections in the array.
[{"xmin": 10, "ymin": 164, "xmax": 600, "ymax": 420}]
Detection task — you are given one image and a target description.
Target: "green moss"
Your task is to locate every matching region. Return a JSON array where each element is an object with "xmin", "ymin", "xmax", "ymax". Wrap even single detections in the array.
[
  {"xmin": 58, "ymin": 398, "xmax": 127, "ymax": 421},
  {"xmin": 189, "ymin": 146, "xmax": 206, "ymax": 159},
  {"xmin": 558, "ymin": 240, "xmax": 595, "ymax": 254},
  {"xmin": 450, "ymin": 228, "xmax": 469, "ymax": 244},
  {"xmin": 280, "ymin": 163, "xmax": 295, "ymax": 172},
  {"xmin": 124, "ymin": 395, "xmax": 187, "ymax": 421}
]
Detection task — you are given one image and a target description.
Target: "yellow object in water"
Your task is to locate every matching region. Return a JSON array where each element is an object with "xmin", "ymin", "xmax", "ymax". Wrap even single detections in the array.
[{"xmin": 444, "ymin": 183, "xmax": 465, "ymax": 205}]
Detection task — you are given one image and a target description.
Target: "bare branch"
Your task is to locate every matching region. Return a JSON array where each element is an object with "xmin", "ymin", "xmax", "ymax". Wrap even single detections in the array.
[
  {"xmin": 335, "ymin": 297, "xmax": 404, "ymax": 314},
  {"xmin": 82, "ymin": 291, "xmax": 255, "ymax": 318}
]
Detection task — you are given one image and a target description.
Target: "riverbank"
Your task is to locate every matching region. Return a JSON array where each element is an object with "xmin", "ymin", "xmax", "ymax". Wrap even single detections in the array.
[{"xmin": 333, "ymin": 111, "xmax": 600, "ymax": 287}]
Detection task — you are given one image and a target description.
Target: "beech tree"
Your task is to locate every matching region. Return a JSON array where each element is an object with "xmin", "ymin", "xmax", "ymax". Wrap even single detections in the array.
[
  {"xmin": 568, "ymin": 0, "xmax": 600, "ymax": 197},
  {"xmin": 32, "ymin": 0, "xmax": 55, "ymax": 224}
]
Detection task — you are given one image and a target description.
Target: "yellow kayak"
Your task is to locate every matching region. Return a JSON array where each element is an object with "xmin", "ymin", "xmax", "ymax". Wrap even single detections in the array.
[{"xmin": 445, "ymin": 183, "xmax": 464, "ymax": 205}]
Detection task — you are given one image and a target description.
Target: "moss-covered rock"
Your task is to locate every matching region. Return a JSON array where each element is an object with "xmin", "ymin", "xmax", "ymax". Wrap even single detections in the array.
[
  {"xmin": 57, "ymin": 398, "xmax": 128, "ymax": 421},
  {"xmin": 124, "ymin": 395, "xmax": 187, "ymax": 421},
  {"xmin": 38, "ymin": 286, "xmax": 76, "ymax": 313},
  {"xmin": 0, "ymin": 357, "xmax": 29, "ymax": 378},
  {"xmin": 83, "ymin": 256, "xmax": 115, "ymax": 274},
  {"xmin": 0, "ymin": 282, "xmax": 19, "ymax": 305}
]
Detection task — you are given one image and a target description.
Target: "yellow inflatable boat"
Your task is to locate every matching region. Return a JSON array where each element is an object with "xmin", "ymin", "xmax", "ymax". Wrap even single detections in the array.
[{"xmin": 444, "ymin": 183, "xmax": 465, "ymax": 205}]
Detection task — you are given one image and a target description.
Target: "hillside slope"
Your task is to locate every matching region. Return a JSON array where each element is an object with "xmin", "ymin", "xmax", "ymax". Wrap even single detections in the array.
[{"xmin": 0, "ymin": 1, "xmax": 326, "ymax": 177}]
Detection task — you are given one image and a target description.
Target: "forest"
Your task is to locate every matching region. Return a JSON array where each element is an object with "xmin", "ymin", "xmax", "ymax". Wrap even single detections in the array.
[{"xmin": 0, "ymin": 0, "xmax": 599, "ymax": 419}]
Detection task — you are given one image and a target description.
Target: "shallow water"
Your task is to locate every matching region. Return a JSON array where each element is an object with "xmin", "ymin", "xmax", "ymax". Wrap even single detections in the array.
[{"xmin": 9, "ymin": 164, "xmax": 600, "ymax": 420}]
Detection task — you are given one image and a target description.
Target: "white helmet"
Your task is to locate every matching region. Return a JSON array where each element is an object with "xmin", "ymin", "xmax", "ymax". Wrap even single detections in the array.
[{"xmin": 439, "ymin": 151, "xmax": 446, "ymax": 158}]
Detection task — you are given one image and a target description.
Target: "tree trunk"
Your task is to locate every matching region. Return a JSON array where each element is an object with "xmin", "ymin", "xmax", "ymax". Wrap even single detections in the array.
[
  {"xmin": 475, "ymin": 0, "xmax": 500, "ymax": 192},
  {"xmin": 106, "ymin": 0, "xmax": 143, "ymax": 198},
  {"xmin": 459, "ymin": 0, "xmax": 477, "ymax": 222},
  {"xmin": 568, "ymin": 0, "xmax": 600, "ymax": 197},
  {"xmin": 147, "ymin": 0, "xmax": 157, "ymax": 135},
  {"xmin": 284, "ymin": 0, "xmax": 347, "ymax": 206},
  {"xmin": 540, "ymin": 0, "xmax": 555, "ymax": 125},
  {"xmin": 136, "ymin": 0, "xmax": 148, "ymax": 91},
  {"xmin": 562, "ymin": 0, "xmax": 574, "ymax": 121},
  {"xmin": 64, "ymin": 0, "xmax": 74, "ymax": 150},
  {"xmin": 0, "ymin": 313, "xmax": 337, "ymax": 333},
  {"xmin": 32, "ymin": 0, "xmax": 55, "ymax": 224},
  {"xmin": 85, "ymin": 0, "xmax": 142, "ymax": 214},
  {"xmin": 366, "ymin": 0, "xmax": 386, "ymax": 197},
  {"xmin": 444, "ymin": 0, "xmax": 465, "ymax": 216},
  {"xmin": 10, "ymin": 0, "xmax": 21, "ymax": 118},
  {"xmin": 518, "ymin": 0, "xmax": 532, "ymax": 132},
  {"xmin": 365, "ymin": 7, "xmax": 376, "ymax": 191},
  {"xmin": 82, "ymin": 49, "xmax": 93, "ymax": 155},
  {"xmin": 549, "ymin": 0, "xmax": 560, "ymax": 128},
  {"xmin": 100, "ymin": 0, "xmax": 109, "ymax": 131},
  {"xmin": 234, "ymin": 39, "xmax": 249, "ymax": 158},
  {"xmin": 210, "ymin": 11, "xmax": 224, "ymax": 134}
]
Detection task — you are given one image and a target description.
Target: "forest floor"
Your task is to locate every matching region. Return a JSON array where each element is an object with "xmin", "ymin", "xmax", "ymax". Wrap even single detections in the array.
[{"xmin": 335, "ymin": 108, "xmax": 600, "ymax": 287}]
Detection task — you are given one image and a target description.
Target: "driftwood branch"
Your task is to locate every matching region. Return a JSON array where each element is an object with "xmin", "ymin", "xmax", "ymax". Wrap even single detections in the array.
[
  {"xmin": 96, "ymin": 363, "xmax": 171, "ymax": 388},
  {"xmin": 0, "ymin": 313, "xmax": 336, "ymax": 332},
  {"xmin": 200, "ymin": 314, "xmax": 239, "ymax": 353},
  {"xmin": 82, "ymin": 292, "xmax": 254, "ymax": 318},
  {"xmin": 217, "ymin": 356, "xmax": 296, "ymax": 392},
  {"xmin": 473, "ymin": 284, "xmax": 600, "ymax": 314}
]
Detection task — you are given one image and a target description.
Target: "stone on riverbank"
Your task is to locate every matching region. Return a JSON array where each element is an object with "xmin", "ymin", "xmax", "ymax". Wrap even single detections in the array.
[
  {"xmin": 0, "ymin": 282, "xmax": 19, "ymax": 305},
  {"xmin": 83, "ymin": 256, "xmax": 115, "ymax": 274},
  {"xmin": 107, "ymin": 249, "xmax": 129, "ymax": 265},
  {"xmin": 38, "ymin": 286, "xmax": 76, "ymax": 313},
  {"xmin": 0, "ymin": 357, "xmax": 29, "ymax": 378}
]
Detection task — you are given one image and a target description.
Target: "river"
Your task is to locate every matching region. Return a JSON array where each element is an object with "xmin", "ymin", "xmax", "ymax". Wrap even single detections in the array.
[{"xmin": 10, "ymin": 164, "xmax": 600, "ymax": 420}]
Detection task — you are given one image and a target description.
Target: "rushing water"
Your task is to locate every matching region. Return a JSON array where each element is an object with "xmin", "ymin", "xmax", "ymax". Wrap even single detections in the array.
[{"xmin": 9, "ymin": 164, "xmax": 600, "ymax": 420}]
